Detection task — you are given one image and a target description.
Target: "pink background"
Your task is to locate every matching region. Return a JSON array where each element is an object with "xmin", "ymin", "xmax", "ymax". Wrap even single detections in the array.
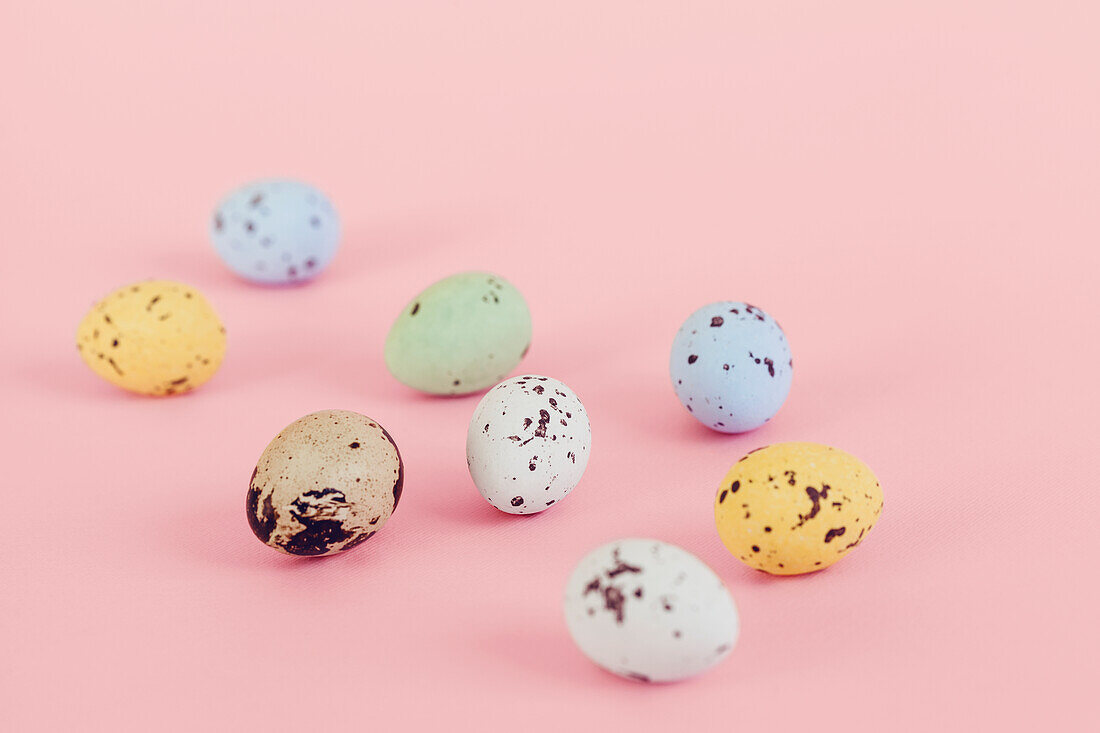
[{"xmin": 2, "ymin": 1, "xmax": 1097, "ymax": 730}]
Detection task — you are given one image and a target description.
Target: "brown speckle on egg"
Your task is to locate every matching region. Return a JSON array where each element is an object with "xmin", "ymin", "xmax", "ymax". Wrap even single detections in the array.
[{"xmin": 245, "ymin": 410, "xmax": 403, "ymax": 556}]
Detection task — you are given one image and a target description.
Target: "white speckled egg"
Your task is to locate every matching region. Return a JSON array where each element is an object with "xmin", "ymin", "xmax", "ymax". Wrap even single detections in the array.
[
  {"xmin": 210, "ymin": 179, "xmax": 340, "ymax": 285},
  {"xmin": 466, "ymin": 375, "xmax": 591, "ymax": 514},
  {"xmin": 563, "ymin": 538, "xmax": 739, "ymax": 683}
]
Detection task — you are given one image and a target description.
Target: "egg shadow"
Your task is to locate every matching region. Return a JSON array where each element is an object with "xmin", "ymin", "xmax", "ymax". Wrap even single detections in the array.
[
  {"xmin": 138, "ymin": 203, "xmax": 494, "ymax": 291},
  {"xmin": 322, "ymin": 205, "xmax": 501, "ymax": 282},
  {"xmin": 457, "ymin": 613, "xmax": 607, "ymax": 689},
  {"xmin": 591, "ymin": 369, "xmax": 771, "ymax": 449},
  {"xmin": 16, "ymin": 351, "xmax": 173, "ymax": 402},
  {"xmin": 158, "ymin": 492, "xmax": 405, "ymax": 577},
  {"xmin": 415, "ymin": 478, "xmax": 562, "ymax": 529}
]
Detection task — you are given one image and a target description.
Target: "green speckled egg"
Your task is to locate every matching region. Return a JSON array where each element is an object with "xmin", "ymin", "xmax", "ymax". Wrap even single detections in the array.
[{"xmin": 384, "ymin": 272, "xmax": 532, "ymax": 395}]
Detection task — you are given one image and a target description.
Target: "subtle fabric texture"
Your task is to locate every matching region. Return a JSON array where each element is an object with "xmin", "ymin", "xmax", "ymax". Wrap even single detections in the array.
[{"xmin": 1, "ymin": 1, "xmax": 1096, "ymax": 730}]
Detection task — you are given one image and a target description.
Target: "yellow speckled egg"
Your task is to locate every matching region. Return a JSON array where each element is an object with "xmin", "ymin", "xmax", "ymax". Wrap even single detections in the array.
[
  {"xmin": 714, "ymin": 442, "xmax": 883, "ymax": 575},
  {"xmin": 75, "ymin": 280, "xmax": 227, "ymax": 396}
]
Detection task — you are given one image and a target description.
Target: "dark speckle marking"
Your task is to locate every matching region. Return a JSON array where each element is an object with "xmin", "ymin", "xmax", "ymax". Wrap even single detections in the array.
[
  {"xmin": 411, "ymin": 302, "xmax": 420, "ymax": 315},
  {"xmin": 602, "ymin": 587, "xmax": 627, "ymax": 622},
  {"xmin": 793, "ymin": 485, "xmax": 830, "ymax": 529},
  {"xmin": 342, "ymin": 530, "xmax": 378, "ymax": 551},
  {"xmin": 843, "ymin": 527, "xmax": 867, "ymax": 550},
  {"xmin": 710, "ymin": 316, "xmax": 724, "ymax": 327},
  {"xmin": 824, "ymin": 527, "xmax": 847, "ymax": 543},
  {"xmin": 511, "ymin": 496, "xmax": 524, "ymax": 507},
  {"xmin": 752, "ymin": 545, "xmax": 760, "ymax": 553},
  {"xmin": 730, "ymin": 480, "xmax": 740, "ymax": 493},
  {"xmin": 624, "ymin": 672, "xmax": 651, "ymax": 683},
  {"xmin": 245, "ymin": 468, "xmax": 276, "ymax": 544},
  {"xmin": 281, "ymin": 488, "xmax": 352, "ymax": 556},
  {"xmin": 534, "ymin": 410, "xmax": 550, "ymax": 438},
  {"xmin": 376, "ymin": 422, "xmax": 405, "ymax": 510},
  {"xmin": 606, "ymin": 550, "xmax": 642, "ymax": 578},
  {"xmin": 719, "ymin": 489, "xmax": 728, "ymax": 503},
  {"xmin": 687, "ymin": 354, "xmax": 698, "ymax": 364},
  {"xmin": 349, "ymin": 442, "xmax": 360, "ymax": 449},
  {"xmin": 764, "ymin": 357, "xmax": 775, "ymax": 377}
]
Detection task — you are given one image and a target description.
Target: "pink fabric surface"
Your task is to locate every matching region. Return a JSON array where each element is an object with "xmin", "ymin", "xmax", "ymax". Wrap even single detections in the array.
[{"xmin": 2, "ymin": 2, "xmax": 1097, "ymax": 730}]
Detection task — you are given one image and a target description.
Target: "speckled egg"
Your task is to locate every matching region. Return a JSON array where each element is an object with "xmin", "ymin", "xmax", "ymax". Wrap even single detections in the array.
[
  {"xmin": 670, "ymin": 302, "xmax": 792, "ymax": 433},
  {"xmin": 384, "ymin": 272, "xmax": 532, "ymax": 395},
  {"xmin": 563, "ymin": 538, "xmax": 739, "ymax": 683},
  {"xmin": 75, "ymin": 280, "xmax": 227, "ymax": 396},
  {"xmin": 247, "ymin": 410, "xmax": 404, "ymax": 557},
  {"xmin": 466, "ymin": 375, "xmax": 591, "ymax": 514},
  {"xmin": 714, "ymin": 442, "xmax": 883, "ymax": 575},
  {"xmin": 210, "ymin": 179, "xmax": 340, "ymax": 285}
]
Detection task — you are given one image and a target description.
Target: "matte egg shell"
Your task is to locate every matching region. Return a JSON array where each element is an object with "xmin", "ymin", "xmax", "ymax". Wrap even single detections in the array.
[
  {"xmin": 247, "ymin": 410, "xmax": 404, "ymax": 557},
  {"xmin": 384, "ymin": 272, "xmax": 532, "ymax": 395},
  {"xmin": 714, "ymin": 442, "xmax": 883, "ymax": 575},
  {"xmin": 75, "ymin": 280, "xmax": 226, "ymax": 396},
  {"xmin": 210, "ymin": 179, "xmax": 340, "ymax": 285},
  {"xmin": 563, "ymin": 538, "xmax": 739, "ymax": 683},
  {"xmin": 669, "ymin": 302, "xmax": 792, "ymax": 433},
  {"xmin": 466, "ymin": 375, "xmax": 591, "ymax": 514}
]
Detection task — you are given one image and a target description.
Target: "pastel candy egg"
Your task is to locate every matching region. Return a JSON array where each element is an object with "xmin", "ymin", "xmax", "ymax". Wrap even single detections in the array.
[
  {"xmin": 466, "ymin": 375, "xmax": 591, "ymax": 514},
  {"xmin": 563, "ymin": 539, "xmax": 739, "ymax": 683},
  {"xmin": 714, "ymin": 442, "xmax": 884, "ymax": 575},
  {"xmin": 669, "ymin": 302, "xmax": 792, "ymax": 433},
  {"xmin": 210, "ymin": 179, "xmax": 340, "ymax": 284},
  {"xmin": 384, "ymin": 272, "xmax": 532, "ymax": 395},
  {"xmin": 75, "ymin": 280, "xmax": 227, "ymax": 396},
  {"xmin": 247, "ymin": 410, "xmax": 404, "ymax": 557}
]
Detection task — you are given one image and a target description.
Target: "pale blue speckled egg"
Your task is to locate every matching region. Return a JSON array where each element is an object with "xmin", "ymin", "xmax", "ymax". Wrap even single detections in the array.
[
  {"xmin": 210, "ymin": 179, "xmax": 340, "ymax": 285},
  {"xmin": 669, "ymin": 302, "xmax": 792, "ymax": 433}
]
